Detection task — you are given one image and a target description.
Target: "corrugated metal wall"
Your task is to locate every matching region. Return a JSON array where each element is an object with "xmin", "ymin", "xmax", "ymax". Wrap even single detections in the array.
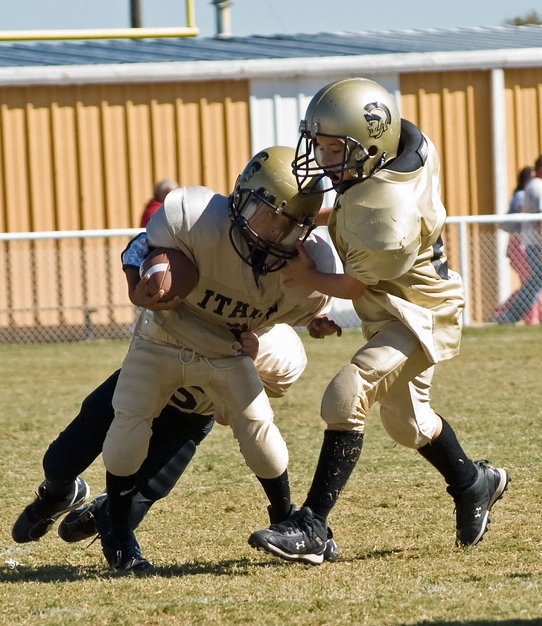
[
  {"xmin": 3, "ymin": 67, "xmax": 542, "ymax": 336},
  {"xmin": 0, "ymin": 79, "xmax": 251, "ymax": 338},
  {"xmin": 0, "ymin": 80, "xmax": 251, "ymax": 231},
  {"xmin": 400, "ymin": 70, "xmax": 495, "ymax": 322},
  {"xmin": 504, "ymin": 67, "xmax": 542, "ymax": 185},
  {"xmin": 400, "ymin": 70, "xmax": 494, "ymax": 217}
]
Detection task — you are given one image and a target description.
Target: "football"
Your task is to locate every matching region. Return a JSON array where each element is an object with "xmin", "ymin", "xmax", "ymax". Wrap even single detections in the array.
[{"xmin": 139, "ymin": 247, "xmax": 199, "ymax": 302}]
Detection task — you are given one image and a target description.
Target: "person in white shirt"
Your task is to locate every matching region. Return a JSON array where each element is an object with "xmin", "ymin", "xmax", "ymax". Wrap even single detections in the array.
[{"xmin": 496, "ymin": 156, "xmax": 542, "ymax": 323}]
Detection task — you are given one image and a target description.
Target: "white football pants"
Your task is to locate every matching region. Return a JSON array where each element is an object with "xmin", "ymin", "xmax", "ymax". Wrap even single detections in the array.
[
  {"xmin": 321, "ymin": 320, "xmax": 440, "ymax": 449},
  {"xmin": 103, "ymin": 317, "xmax": 306, "ymax": 479}
]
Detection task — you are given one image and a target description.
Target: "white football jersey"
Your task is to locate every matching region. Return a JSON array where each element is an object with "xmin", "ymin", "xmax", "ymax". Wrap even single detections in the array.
[
  {"xmin": 328, "ymin": 136, "xmax": 464, "ymax": 364},
  {"xmin": 145, "ymin": 186, "xmax": 335, "ymax": 358}
]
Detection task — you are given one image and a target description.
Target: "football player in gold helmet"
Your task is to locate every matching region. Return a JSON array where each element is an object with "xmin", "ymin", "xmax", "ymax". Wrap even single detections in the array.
[
  {"xmin": 249, "ymin": 78, "xmax": 510, "ymax": 564},
  {"xmin": 229, "ymin": 145, "xmax": 324, "ymax": 277},
  {"xmin": 98, "ymin": 146, "xmax": 342, "ymax": 571}
]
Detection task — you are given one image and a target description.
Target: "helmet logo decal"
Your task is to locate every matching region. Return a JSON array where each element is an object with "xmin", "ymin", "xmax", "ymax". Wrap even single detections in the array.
[
  {"xmin": 363, "ymin": 102, "xmax": 392, "ymax": 139},
  {"xmin": 240, "ymin": 150, "xmax": 269, "ymax": 183}
]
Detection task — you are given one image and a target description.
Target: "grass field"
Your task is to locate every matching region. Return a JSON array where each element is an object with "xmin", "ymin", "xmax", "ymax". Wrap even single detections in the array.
[{"xmin": 1, "ymin": 325, "xmax": 542, "ymax": 625}]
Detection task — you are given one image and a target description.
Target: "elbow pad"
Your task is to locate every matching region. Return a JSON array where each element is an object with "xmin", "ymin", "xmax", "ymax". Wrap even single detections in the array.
[{"xmin": 121, "ymin": 232, "xmax": 150, "ymax": 269}]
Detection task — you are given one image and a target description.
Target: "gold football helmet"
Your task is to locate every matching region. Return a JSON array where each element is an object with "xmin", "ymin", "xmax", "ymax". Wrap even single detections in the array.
[
  {"xmin": 229, "ymin": 146, "xmax": 324, "ymax": 275},
  {"xmin": 293, "ymin": 77, "xmax": 401, "ymax": 191}
]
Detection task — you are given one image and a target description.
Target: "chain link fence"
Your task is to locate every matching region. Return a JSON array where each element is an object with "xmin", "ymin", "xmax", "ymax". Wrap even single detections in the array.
[
  {"xmin": 444, "ymin": 213, "xmax": 542, "ymax": 327},
  {"xmin": 0, "ymin": 229, "xmax": 140, "ymax": 343},
  {"xmin": 1, "ymin": 215, "xmax": 541, "ymax": 343}
]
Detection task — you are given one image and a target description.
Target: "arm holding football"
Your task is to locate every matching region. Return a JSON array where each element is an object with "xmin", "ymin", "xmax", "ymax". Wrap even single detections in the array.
[
  {"xmin": 138, "ymin": 248, "xmax": 199, "ymax": 304},
  {"xmin": 124, "ymin": 266, "xmax": 181, "ymax": 310},
  {"xmin": 122, "ymin": 234, "xmax": 180, "ymax": 310}
]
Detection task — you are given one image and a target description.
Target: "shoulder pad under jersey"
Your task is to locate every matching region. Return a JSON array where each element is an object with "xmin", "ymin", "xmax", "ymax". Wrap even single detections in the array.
[{"xmin": 340, "ymin": 178, "xmax": 420, "ymax": 252}]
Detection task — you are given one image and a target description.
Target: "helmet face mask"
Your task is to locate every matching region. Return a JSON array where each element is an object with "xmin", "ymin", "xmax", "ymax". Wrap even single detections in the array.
[
  {"xmin": 230, "ymin": 190, "xmax": 312, "ymax": 274},
  {"xmin": 241, "ymin": 195, "xmax": 309, "ymax": 254},
  {"xmin": 293, "ymin": 78, "xmax": 401, "ymax": 192},
  {"xmin": 230, "ymin": 146, "xmax": 323, "ymax": 275},
  {"xmin": 295, "ymin": 127, "xmax": 371, "ymax": 192}
]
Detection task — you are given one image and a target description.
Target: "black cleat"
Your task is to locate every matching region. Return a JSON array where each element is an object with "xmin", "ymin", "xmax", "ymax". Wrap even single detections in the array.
[
  {"xmin": 266, "ymin": 503, "xmax": 338, "ymax": 562},
  {"xmin": 249, "ymin": 506, "xmax": 328, "ymax": 565},
  {"xmin": 324, "ymin": 526, "xmax": 339, "ymax": 562},
  {"xmin": 101, "ymin": 529, "xmax": 154, "ymax": 574},
  {"xmin": 448, "ymin": 460, "xmax": 510, "ymax": 547},
  {"xmin": 12, "ymin": 478, "xmax": 90, "ymax": 543},
  {"xmin": 58, "ymin": 492, "xmax": 108, "ymax": 543}
]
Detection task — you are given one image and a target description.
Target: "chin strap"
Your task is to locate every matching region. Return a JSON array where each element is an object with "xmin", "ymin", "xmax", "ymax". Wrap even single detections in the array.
[{"xmin": 249, "ymin": 248, "xmax": 268, "ymax": 282}]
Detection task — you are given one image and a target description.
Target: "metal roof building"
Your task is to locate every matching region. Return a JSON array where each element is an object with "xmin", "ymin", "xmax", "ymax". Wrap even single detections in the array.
[
  {"xmin": 1, "ymin": 25, "xmax": 542, "ymax": 68},
  {"xmin": 1, "ymin": 24, "xmax": 542, "ymax": 333}
]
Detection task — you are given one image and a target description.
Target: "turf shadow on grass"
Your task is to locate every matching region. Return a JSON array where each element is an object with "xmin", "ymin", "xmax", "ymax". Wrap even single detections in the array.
[
  {"xmin": 0, "ymin": 558, "xmax": 267, "ymax": 582},
  {"xmin": 0, "ymin": 564, "xmax": 105, "ymax": 583}
]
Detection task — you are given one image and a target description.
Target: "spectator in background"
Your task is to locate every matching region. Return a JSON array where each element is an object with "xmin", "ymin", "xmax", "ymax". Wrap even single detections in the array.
[
  {"xmin": 496, "ymin": 157, "xmax": 542, "ymax": 324},
  {"xmin": 139, "ymin": 178, "xmax": 179, "ymax": 227},
  {"xmin": 494, "ymin": 165, "xmax": 541, "ymax": 324}
]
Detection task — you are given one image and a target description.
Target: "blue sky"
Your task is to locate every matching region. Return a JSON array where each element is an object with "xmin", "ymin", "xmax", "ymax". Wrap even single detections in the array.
[{"xmin": 0, "ymin": 0, "xmax": 539, "ymax": 37}]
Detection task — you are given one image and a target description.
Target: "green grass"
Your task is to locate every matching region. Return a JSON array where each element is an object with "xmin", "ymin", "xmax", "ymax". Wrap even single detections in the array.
[{"xmin": 1, "ymin": 327, "xmax": 542, "ymax": 625}]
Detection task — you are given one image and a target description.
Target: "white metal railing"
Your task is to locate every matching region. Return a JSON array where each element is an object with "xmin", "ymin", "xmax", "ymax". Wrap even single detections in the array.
[
  {"xmin": 1, "ymin": 214, "xmax": 541, "ymax": 342},
  {"xmin": 0, "ymin": 228, "xmax": 142, "ymax": 241}
]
